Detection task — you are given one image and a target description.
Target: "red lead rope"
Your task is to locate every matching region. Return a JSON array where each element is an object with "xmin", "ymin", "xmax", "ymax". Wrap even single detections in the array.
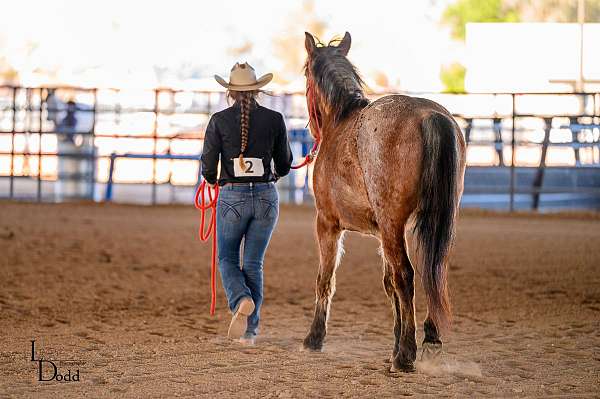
[
  {"xmin": 194, "ymin": 180, "xmax": 219, "ymax": 315},
  {"xmin": 196, "ymin": 78, "xmax": 320, "ymax": 315},
  {"xmin": 291, "ymin": 78, "xmax": 321, "ymax": 169}
]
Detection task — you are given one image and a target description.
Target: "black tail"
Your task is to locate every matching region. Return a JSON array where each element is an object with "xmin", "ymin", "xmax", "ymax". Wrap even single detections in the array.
[{"xmin": 414, "ymin": 112, "xmax": 459, "ymax": 331}]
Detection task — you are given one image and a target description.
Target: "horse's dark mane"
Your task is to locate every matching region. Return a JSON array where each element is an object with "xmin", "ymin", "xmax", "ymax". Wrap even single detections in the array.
[{"xmin": 305, "ymin": 43, "xmax": 370, "ymax": 124}]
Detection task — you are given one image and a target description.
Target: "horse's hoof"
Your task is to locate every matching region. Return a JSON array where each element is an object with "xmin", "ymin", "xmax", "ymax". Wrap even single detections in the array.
[
  {"xmin": 384, "ymin": 353, "xmax": 397, "ymax": 364},
  {"xmin": 420, "ymin": 342, "xmax": 442, "ymax": 362},
  {"xmin": 390, "ymin": 361, "xmax": 416, "ymax": 373},
  {"xmin": 302, "ymin": 335, "xmax": 323, "ymax": 352}
]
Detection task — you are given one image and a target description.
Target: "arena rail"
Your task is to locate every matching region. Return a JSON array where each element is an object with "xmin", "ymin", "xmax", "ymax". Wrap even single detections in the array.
[
  {"xmin": 0, "ymin": 86, "xmax": 599, "ymax": 210},
  {"xmin": 104, "ymin": 153, "xmax": 202, "ymax": 203}
]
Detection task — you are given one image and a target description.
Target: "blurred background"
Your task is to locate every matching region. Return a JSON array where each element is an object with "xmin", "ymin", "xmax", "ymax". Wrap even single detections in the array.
[{"xmin": 1, "ymin": 0, "xmax": 599, "ymax": 210}]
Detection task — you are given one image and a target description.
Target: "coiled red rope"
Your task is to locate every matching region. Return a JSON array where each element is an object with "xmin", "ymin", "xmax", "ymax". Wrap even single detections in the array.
[
  {"xmin": 194, "ymin": 180, "xmax": 219, "ymax": 315},
  {"xmin": 196, "ymin": 76, "xmax": 320, "ymax": 315}
]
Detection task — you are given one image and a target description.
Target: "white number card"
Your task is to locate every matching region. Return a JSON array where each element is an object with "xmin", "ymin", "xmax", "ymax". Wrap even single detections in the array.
[{"xmin": 232, "ymin": 157, "xmax": 264, "ymax": 177}]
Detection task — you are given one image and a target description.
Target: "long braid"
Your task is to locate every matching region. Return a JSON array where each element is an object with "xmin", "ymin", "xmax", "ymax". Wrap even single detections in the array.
[{"xmin": 238, "ymin": 92, "xmax": 251, "ymax": 171}]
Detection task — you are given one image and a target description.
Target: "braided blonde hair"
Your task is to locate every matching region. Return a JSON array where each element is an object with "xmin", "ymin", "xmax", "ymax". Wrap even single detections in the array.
[{"xmin": 227, "ymin": 90, "xmax": 258, "ymax": 172}]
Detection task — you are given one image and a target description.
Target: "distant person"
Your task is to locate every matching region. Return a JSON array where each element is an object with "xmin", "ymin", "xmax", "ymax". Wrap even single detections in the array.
[
  {"xmin": 57, "ymin": 100, "xmax": 78, "ymax": 144},
  {"xmin": 201, "ymin": 62, "xmax": 293, "ymax": 345},
  {"xmin": 45, "ymin": 88, "xmax": 61, "ymax": 126}
]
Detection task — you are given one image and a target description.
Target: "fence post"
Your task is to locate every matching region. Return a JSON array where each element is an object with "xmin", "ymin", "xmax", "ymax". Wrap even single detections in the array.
[
  {"xmin": 493, "ymin": 117, "xmax": 504, "ymax": 166},
  {"xmin": 151, "ymin": 89, "xmax": 159, "ymax": 205},
  {"xmin": 464, "ymin": 118, "xmax": 473, "ymax": 147},
  {"xmin": 27, "ymin": 88, "xmax": 42, "ymax": 202},
  {"xmin": 105, "ymin": 153, "xmax": 116, "ymax": 202},
  {"xmin": 532, "ymin": 117, "xmax": 552, "ymax": 210},
  {"xmin": 9, "ymin": 87, "xmax": 16, "ymax": 199},
  {"xmin": 510, "ymin": 94, "xmax": 516, "ymax": 212},
  {"xmin": 90, "ymin": 88, "xmax": 98, "ymax": 200},
  {"xmin": 37, "ymin": 88, "xmax": 44, "ymax": 202}
]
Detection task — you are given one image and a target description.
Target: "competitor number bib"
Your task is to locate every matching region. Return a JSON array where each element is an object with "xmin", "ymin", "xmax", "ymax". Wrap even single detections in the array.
[{"xmin": 232, "ymin": 157, "xmax": 264, "ymax": 177}]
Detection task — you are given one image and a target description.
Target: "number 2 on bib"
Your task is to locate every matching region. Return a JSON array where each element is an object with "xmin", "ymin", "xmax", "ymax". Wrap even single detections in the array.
[{"xmin": 233, "ymin": 157, "xmax": 264, "ymax": 177}]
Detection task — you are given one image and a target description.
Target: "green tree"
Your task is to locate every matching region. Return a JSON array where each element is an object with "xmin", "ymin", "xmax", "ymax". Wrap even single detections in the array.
[
  {"xmin": 509, "ymin": 0, "xmax": 600, "ymax": 23},
  {"xmin": 440, "ymin": 63, "xmax": 466, "ymax": 93},
  {"xmin": 442, "ymin": 0, "xmax": 520, "ymax": 40}
]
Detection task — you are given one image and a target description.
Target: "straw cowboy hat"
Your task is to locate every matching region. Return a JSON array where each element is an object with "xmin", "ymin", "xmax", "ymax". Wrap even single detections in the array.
[{"xmin": 214, "ymin": 62, "xmax": 273, "ymax": 91}]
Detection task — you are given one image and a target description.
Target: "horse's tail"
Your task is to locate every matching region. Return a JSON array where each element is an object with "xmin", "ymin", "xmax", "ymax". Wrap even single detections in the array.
[{"xmin": 414, "ymin": 112, "xmax": 459, "ymax": 332}]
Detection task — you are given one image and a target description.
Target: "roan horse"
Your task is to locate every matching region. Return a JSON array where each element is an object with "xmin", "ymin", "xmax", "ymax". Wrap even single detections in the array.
[{"xmin": 302, "ymin": 32, "xmax": 466, "ymax": 373}]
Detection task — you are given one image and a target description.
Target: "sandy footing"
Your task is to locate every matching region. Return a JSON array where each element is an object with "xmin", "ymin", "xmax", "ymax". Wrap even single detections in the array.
[{"xmin": 1, "ymin": 203, "xmax": 599, "ymax": 397}]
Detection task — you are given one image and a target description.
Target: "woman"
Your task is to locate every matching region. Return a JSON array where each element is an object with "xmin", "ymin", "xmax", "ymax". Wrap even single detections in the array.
[{"xmin": 201, "ymin": 62, "xmax": 293, "ymax": 345}]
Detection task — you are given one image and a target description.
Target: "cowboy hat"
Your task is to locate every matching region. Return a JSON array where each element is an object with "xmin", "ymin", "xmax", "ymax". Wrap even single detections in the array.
[{"xmin": 214, "ymin": 62, "xmax": 273, "ymax": 91}]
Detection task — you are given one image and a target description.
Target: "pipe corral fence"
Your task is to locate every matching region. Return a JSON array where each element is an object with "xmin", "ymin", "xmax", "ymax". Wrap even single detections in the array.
[{"xmin": 1, "ymin": 86, "xmax": 599, "ymax": 211}]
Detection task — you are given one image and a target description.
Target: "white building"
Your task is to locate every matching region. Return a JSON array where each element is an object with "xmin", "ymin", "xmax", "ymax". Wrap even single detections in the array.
[{"xmin": 465, "ymin": 23, "xmax": 600, "ymax": 93}]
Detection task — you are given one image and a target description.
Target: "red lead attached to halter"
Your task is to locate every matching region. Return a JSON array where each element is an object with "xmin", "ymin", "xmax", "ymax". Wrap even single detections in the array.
[
  {"xmin": 195, "ymin": 79, "xmax": 320, "ymax": 316},
  {"xmin": 291, "ymin": 77, "xmax": 322, "ymax": 169}
]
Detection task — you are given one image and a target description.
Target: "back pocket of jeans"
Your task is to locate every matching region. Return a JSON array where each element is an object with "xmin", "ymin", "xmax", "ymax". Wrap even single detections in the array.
[
  {"xmin": 259, "ymin": 198, "xmax": 277, "ymax": 220},
  {"xmin": 219, "ymin": 199, "xmax": 244, "ymax": 222}
]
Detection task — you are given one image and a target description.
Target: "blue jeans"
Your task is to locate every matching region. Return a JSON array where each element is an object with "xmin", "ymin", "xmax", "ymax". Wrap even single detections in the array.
[{"xmin": 216, "ymin": 182, "xmax": 279, "ymax": 336}]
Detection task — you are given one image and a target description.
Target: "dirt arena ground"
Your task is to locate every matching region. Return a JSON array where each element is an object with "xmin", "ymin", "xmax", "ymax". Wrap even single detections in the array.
[{"xmin": 0, "ymin": 202, "xmax": 599, "ymax": 398}]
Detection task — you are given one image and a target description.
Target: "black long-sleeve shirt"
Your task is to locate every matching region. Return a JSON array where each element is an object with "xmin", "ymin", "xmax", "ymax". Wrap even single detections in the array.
[{"xmin": 200, "ymin": 101, "xmax": 293, "ymax": 185}]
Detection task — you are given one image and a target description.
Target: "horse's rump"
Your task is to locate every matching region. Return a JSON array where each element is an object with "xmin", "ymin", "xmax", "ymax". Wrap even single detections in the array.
[{"xmin": 356, "ymin": 96, "xmax": 462, "ymax": 330}]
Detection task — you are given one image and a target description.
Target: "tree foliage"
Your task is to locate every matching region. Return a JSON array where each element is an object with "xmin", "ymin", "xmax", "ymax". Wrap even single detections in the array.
[
  {"xmin": 510, "ymin": 0, "xmax": 600, "ymax": 23},
  {"xmin": 443, "ymin": 0, "xmax": 600, "ymax": 41},
  {"xmin": 440, "ymin": 63, "xmax": 466, "ymax": 93},
  {"xmin": 442, "ymin": 0, "xmax": 519, "ymax": 40}
]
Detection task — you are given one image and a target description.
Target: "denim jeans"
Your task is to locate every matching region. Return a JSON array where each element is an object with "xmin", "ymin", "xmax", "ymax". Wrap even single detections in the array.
[{"xmin": 216, "ymin": 182, "xmax": 279, "ymax": 336}]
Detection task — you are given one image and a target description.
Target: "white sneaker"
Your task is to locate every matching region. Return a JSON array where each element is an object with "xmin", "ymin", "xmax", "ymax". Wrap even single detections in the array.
[{"xmin": 227, "ymin": 297, "xmax": 255, "ymax": 340}]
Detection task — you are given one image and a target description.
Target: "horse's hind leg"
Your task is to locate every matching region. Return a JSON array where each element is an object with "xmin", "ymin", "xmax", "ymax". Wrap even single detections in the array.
[
  {"xmin": 381, "ymin": 227, "xmax": 417, "ymax": 372},
  {"xmin": 382, "ymin": 257, "xmax": 401, "ymax": 363},
  {"xmin": 420, "ymin": 239, "xmax": 450, "ymax": 361},
  {"xmin": 303, "ymin": 214, "xmax": 342, "ymax": 351},
  {"xmin": 420, "ymin": 243, "xmax": 447, "ymax": 362},
  {"xmin": 421, "ymin": 316, "xmax": 443, "ymax": 361}
]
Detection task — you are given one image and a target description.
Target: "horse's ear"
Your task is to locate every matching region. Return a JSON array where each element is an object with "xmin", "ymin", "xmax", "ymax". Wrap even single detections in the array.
[
  {"xmin": 305, "ymin": 32, "xmax": 317, "ymax": 56},
  {"xmin": 337, "ymin": 32, "xmax": 351, "ymax": 56}
]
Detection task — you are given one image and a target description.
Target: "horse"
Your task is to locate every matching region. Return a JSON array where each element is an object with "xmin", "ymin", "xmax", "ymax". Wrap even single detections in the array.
[{"xmin": 301, "ymin": 31, "xmax": 467, "ymax": 373}]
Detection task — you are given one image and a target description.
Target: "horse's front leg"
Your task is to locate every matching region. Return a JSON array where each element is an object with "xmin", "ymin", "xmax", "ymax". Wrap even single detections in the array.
[{"xmin": 303, "ymin": 215, "xmax": 342, "ymax": 351}]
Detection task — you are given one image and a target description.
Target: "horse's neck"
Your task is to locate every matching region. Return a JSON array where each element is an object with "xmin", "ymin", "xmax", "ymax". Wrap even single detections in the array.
[
  {"xmin": 320, "ymin": 107, "xmax": 361, "ymax": 139},
  {"xmin": 318, "ymin": 110, "xmax": 362, "ymax": 162}
]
